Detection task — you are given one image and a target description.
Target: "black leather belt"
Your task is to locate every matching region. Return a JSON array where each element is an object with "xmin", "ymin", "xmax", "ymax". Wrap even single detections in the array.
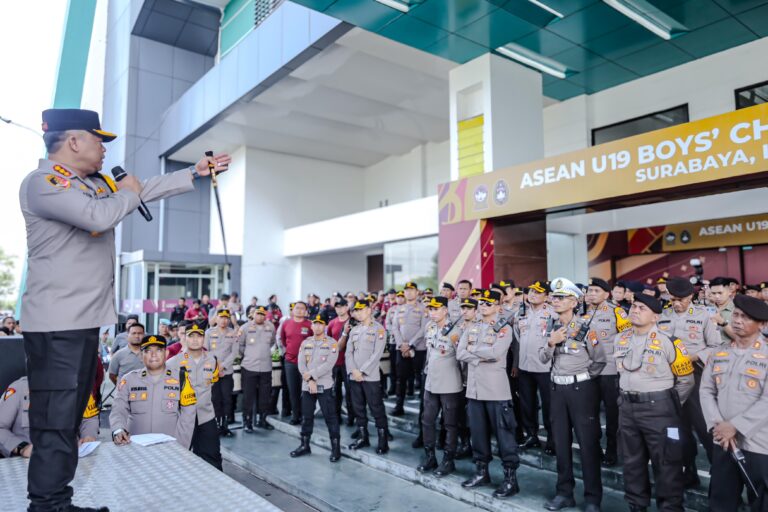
[{"xmin": 620, "ymin": 389, "xmax": 674, "ymax": 403}]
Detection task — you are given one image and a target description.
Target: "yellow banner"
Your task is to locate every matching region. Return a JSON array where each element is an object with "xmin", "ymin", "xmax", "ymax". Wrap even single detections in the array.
[
  {"xmin": 661, "ymin": 213, "xmax": 768, "ymax": 251},
  {"xmin": 439, "ymin": 102, "xmax": 768, "ymax": 224}
]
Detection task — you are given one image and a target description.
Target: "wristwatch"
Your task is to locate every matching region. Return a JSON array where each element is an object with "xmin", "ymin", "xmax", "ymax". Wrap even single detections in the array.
[
  {"xmin": 112, "ymin": 428, "xmax": 126, "ymax": 441},
  {"xmin": 13, "ymin": 441, "xmax": 29, "ymax": 456},
  {"xmin": 190, "ymin": 166, "xmax": 201, "ymax": 180}
]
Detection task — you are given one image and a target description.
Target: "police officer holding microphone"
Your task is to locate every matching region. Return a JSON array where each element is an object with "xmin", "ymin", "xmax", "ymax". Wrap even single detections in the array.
[{"xmin": 18, "ymin": 108, "xmax": 230, "ymax": 512}]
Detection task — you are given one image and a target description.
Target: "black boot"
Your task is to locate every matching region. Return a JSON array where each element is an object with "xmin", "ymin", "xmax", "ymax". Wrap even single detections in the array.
[
  {"xmin": 216, "ymin": 417, "xmax": 226, "ymax": 437},
  {"xmin": 456, "ymin": 436, "xmax": 472, "ymax": 459},
  {"xmin": 391, "ymin": 399, "xmax": 405, "ymax": 416},
  {"xmin": 244, "ymin": 417, "xmax": 254, "ymax": 434},
  {"xmin": 493, "ymin": 467, "xmax": 520, "ymax": 498},
  {"xmin": 219, "ymin": 417, "xmax": 234, "ymax": 437},
  {"xmin": 461, "ymin": 461, "xmax": 491, "ymax": 488},
  {"xmin": 345, "ymin": 415, "xmax": 355, "ymax": 427},
  {"xmin": 330, "ymin": 436, "xmax": 342, "ymax": 462},
  {"xmin": 437, "ymin": 429, "xmax": 446, "ymax": 450},
  {"xmin": 257, "ymin": 414, "xmax": 274, "ymax": 431},
  {"xmin": 376, "ymin": 428, "xmax": 390, "ymax": 454},
  {"xmin": 69, "ymin": 507, "xmax": 110, "ymax": 512},
  {"xmin": 351, "ymin": 428, "xmax": 361, "ymax": 439},
  {"xmin": 348, "ymin": 427, "xmax": 370, "ymax": 450},
  {"xmin": 433, "ymin": 450, "xmax": 456, "ymax": 477},
  {"xmin": 520, "ymin": 434, "xmax": 541, "ymax": 450},
  {"xmin": 543, "ymin": 440, "xmax": 555, "ymax": 455},
  {"xmin": 683, "ymin": 463, "xmax": 700, "ymax": 489},
  {"xmin": 417, "ymin": 446, "xmax": 438, "ymax": 473},
  {"xmin": 601, "ymin": 449, "xmax": 617, "ymax": 467},
  {"xmin": 227, "ymin": 412, "xmax": 236, "ymax": 424},
  {"xmin": 411, "ymin": 434, "xmax": 424, "ymax": 449},
  {"xmin": 290, "ymin": 435, "xmax": 312, "ymax": 457}
]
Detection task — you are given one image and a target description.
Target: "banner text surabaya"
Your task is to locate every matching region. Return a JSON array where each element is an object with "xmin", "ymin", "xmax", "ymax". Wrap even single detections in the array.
[{"xmin": 518, "ymin": 116, "xmax": 768, "ymax": 190}]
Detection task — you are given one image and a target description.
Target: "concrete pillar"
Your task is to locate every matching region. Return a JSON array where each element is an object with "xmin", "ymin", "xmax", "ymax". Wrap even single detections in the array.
[{"xmin": 441, "ymin": 54, "xmax": 545, "ymax": 286}]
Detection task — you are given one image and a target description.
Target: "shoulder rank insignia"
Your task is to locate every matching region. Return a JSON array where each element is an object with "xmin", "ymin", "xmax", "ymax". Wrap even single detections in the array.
[{"xmin": 53, "ymin": 164, "xmax": 72, "ymax": 177}]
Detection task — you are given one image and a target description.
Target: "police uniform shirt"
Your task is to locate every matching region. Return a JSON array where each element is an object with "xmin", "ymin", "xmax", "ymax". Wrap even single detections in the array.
[
  {"xmin": 658, "ymin": 304, "xmax": 724, "ymax": 362},
  {"xmin": 385, "ymin": 304, "xmax": 401, "ymax": 334},
  {"xmin": 424, "ymin": 321, "xmax": 463, "ymax": 394},
  {"xmin": 19, "ymin": 159, "xmax": 195, "ymax": 332},
  {"xmin": 393, "ymin": 302, "xmax": 428, "ymax": 350},
  {"xmin": 345, "ymin": 321, "xmax": 387, "ymax": 382},
  {"xmin": 447, "ymin": 298, "xmax": 462, "ymax": 323},
  {"xmin": 109, "ymin": 367, "xmax": 196, "ymax": 448},
  {"xmin": 204, "ymin": 326, "xmax": 238, "ymax": 376},
  {"xmin": 514, "ymin": 305, "xmax": 555, "ymax": 373},
  {"xmin": 298, "ymin": 335, "xmax": 338, "ymax": 391},
  {"xmin": 718, "ymin": 300, "xmax": 735, "ymax": 343},
  {"xmin": 700, "ymin": 338, "xmax": 768, "ymax": 455},
  {"xmin": 539, "ymin": 316, "xmax": 606, "ymax": 377},
  {"xmin": 112, "ymin": 332, "xmax": 129, "ymax": 354},
  {"xmin": 614, "ymin": 329, "xmax": 695, "ymax": 403},
  {"xmin": 456, "ymin": 317, "xmax": 513, "ymax": 401},
  {"xmin": 108, "ymin": 346, "xmax": 145, "ymax": 379},
  {"xmin": 167, "ymin": 351, "xmax": 217, "ymax": 425},
  {"xmin": 0, "ymin": 377, "xmax": 99, "ymax": 457},
  {"xmin": 588, "ymin": 301, "xmax": 631, "ymax": 376},
  {"xmin": 237, "ymin": 320, "xmax": 277, "ymax": 372}
]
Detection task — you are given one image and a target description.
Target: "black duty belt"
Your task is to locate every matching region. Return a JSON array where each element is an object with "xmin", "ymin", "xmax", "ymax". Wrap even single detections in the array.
[{"xmin": 620, "ymin": 388, "xmax": 675, "ymax": 403}]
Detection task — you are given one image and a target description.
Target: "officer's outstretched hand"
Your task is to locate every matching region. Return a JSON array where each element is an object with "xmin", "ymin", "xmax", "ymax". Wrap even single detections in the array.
[
  {"xmin": 113, "ymin": 431, "xmax": 131, "ymax": 445},
  {"xmin": 196, "ymin": 153, "xmax": 232, "ymax": 176},
  {"xmin": 116, "ymin": 174, "xmax": 143, "ymax": 195},
  {"xmin": 20, "ymin": 444, "xmax": 33, "ymax": 458}
]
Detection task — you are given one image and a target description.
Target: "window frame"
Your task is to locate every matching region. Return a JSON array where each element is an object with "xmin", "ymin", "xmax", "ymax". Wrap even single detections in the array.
[
  {"xmin": 590, "ymin": 104, "xmax": 689, "ymax": 146},
  {"xmin": 734, "ymin": 80, "xmax": 768, "ymax": 110}
]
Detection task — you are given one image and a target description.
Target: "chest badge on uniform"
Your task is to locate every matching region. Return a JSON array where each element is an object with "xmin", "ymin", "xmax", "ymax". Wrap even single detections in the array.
[{"xmin": 165, "ymin": 378, "xmax": 179, "ymax": 385}]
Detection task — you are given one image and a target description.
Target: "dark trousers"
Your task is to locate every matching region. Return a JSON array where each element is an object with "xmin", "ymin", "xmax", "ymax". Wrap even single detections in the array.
[
  {"xmin": 396, "ymin": 349, "xmax": 426, "ymax": 436},
  {"xmin": 619, "ymin": 393, "xmax": 684, "ymax": 511},
  {"xmin": 710, "ymin": 445, "xmax": 768, "ymax": 512},
  {"xmin": 24, "ymin": 328, "xmax": 99, "ymax": 511},
  {"xmin": 211, "ymin": 374, "xmax": 234, "ymax": 419},
  {"xmin": 387, "ymin": 343, "xmax": 398, "ymax": 391},
  {"xmin": 682, "ymin": 365, "xmax": 713, "ymax": 466},
  {"xmin": 242, "ymin": 369, "xmax": 271, "ymax": 421},
  {"xmin": 280, "ymin": 356, "xmax": 291, "ymax": 416},
  {"xmin": 332, "ymin": 364, "xmax": 353, "ymax": 418},
  {"xmin": 599, "ymin": 374, "xmax": 620, "ymax": 457},
  {"xmin": 191, "ymin": 418, "xmax": 222, "ymax": 470},
  {"xmin": 300, "ymin": 390, "xmax": 340, "ymax": 438},
  {"xmin": 349, "ymin": 380, "xmax": 388, "ymax": 429},
  {"xmin": 457, "ymin": 394, "xmax": 470, "ymax": 440},
  {"xmin": 518, "ymin": 370, "xmax": 552, "ymax": 439},
  {"xmin": 422, "ymin": 390, "xmax": 461, "ymax": 451},
  {"xmin": 467, "ymin": 399, "xmax": 520, "ymax": 468},
  {"xmin": 550, "ymin": 379, "xmax": 603, "ymax": 506},
  {"xmin": 284, "ymin": 361, "xmax": 303, "ymax": 423}
]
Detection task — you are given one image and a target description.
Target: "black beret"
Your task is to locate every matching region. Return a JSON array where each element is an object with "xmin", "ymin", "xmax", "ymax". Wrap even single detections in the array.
[
  {"xmin": 587, "ymin": 277, "xmax": 611, "ymax": 292},
  {"xmin": 626, "ymin": 281, "xmax": 644, "ymax": 294},
  {"xmin": 734, "ymin": 294, "xmax": 768, "ymax": 322},
  {"xmin": 666, "ymin": 277, "xmax": 694, "ymax": 298},
  {"xmin": 334, "ymin": 298, "xmax": 348, "ymax": 307},
  {"xmin": 633, "ymin": 293, "xmax": 662, "ymax": 314},
  {"xmin": 667, "ymin": 277, "xmax": 694, "ymax": 297}
]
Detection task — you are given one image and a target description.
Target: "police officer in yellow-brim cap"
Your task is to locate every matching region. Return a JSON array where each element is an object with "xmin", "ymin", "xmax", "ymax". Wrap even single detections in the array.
[{"xmin": 20, "ymin": 107, "xmax": 230, "ymax": 512}]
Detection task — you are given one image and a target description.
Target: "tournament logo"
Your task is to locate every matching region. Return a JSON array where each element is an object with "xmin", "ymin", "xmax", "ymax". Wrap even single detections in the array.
[
  {"xmin": 493, "ymin": 179, "xmax": 509, "ymax": 205},
  {"xmin": 473, "ymin": 185, "xmax": 488, "ymax": 210}
]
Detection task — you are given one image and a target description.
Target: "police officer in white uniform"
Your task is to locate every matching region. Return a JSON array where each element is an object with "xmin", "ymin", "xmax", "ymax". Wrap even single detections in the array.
[{"xmin": 18, "ymin": 108, "xmax": 229, "ymax": 512}]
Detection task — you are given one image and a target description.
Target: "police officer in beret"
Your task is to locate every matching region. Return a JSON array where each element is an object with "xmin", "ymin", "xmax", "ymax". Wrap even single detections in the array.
[
  {"xmin": 109, "ymin": 335, "xmax": 197, "ymax": 448},
  {"xmin": 457, "ymin": 290, "xmax": 520, "ymax": 499},
  {"xmin": 19, "ymin": 108, "xmax": 230, "ymax": 512},
  {"xmin": 615, "ymin": 293, "xmax": 694, "ymax": 512},
  {"xmin": 539, "ymin": 278, "xmax": 606, "ymax": 512},
  {"xmin": 167, "ymin": 323, "xmax": 223, "ymax": 470},
  {"xmin": 660, "ymin": 276, "xmax": 724, "ymax": 486},
  {"xmin": 700, "ymin": 295, "xmax": 768, "ymax": 512},
  {"xmin": 585, "ymin": 277, "xmax": 632, "ymax": 467}
]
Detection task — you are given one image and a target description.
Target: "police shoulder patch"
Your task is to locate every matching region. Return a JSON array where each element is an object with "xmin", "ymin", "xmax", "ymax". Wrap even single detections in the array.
[
  {"xmin": 45, "ymin": 174, "xmax": 70, "ymax": 189},
  {"xmin": 3, "ymin": 387, "xmax": 16, "ymax": 401}
]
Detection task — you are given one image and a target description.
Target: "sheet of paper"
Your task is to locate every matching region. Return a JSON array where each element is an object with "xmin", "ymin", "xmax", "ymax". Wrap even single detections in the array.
[
  {"xmin": 130, "ymin": 433, "xmax": 177, "ymax": 447},
  {"xmin": 78, "ymin": 441, "xmax": 101, "ymax": 458},
  {"xmin": 667, "ymin": 427, "xmax": 679, "ymax": 440}
]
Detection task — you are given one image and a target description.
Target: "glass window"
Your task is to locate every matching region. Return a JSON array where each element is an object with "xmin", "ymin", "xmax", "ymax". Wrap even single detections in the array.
[
  {"xmin": 592, "ymin": 105, "xmax": 689, "ymax": 146},
  {"xmin": 736, "ymin": 81, "xmax": 768, "ymax": 109},
  {"xmin": 383, "ymin": 236, "xmax": 438, "ymax": 291}
]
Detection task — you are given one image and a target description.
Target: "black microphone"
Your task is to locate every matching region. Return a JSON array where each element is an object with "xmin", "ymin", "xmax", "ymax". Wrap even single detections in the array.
[{"xmin": 111, "ymin": 166, "xmax": 152, "ymax": 222}]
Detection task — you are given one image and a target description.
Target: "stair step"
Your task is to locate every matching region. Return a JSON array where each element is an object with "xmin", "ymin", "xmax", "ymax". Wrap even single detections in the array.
[
  {"xmin": 375, "ymin": 401, "xmax": 710, "ymax": 510},
  {"xmin": 266, "ymin": 416, "xmax": 701, "ymax": 512}
]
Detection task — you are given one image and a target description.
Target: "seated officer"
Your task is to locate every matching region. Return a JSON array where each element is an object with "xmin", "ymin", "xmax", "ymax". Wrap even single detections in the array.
[
  {"xmin": 290, "ymin": 315, "xmax": 342, "ymax": 463},
  {"xmin": 1, "ymin": 377, "xmax": 100, "ymax": 458},
  {"xmin": 110, "ymin": 335, "xmax": 197, "ymax": 448},
  {"xmin": 700, "ymin": 295, "xmax": 768, "ymax": 512},
  {"xmin": 167, "ymin": 323, "xmax": 222, "ymax": 470}
]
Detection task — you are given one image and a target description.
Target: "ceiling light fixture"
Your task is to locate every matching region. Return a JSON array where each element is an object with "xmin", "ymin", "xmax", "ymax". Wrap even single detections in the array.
[
  {"xmin": 374, "ymin": 0, "xmax": 411, "ymax": 13},
  {"xmin": 527, "ymin": 0, "xmax": 564, "ymax": 19},
  {"xmin": 495, "ymin": 43, "xmax": 573, "ymax": 79},
  {"xmin": 603, "ymin": 0, "xmax": 688, "ymax": 40}
]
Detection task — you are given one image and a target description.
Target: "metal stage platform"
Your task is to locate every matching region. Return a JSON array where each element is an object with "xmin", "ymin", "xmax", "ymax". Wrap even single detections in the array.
[{"xmin": 1, "ymin": 441, "xmax": 282, "ymax": 512}]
